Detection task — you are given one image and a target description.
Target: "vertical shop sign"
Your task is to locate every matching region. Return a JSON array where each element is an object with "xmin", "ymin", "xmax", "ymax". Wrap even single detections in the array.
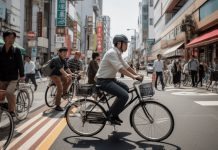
[
  {"xmin": 56, "ymin": 0, "xmax": 66, "ymax": 26},
  {"xmin": 97, "ymin": 21, "xmax": 103, "ymax": 52},
  {"xmin": 73, "ymin": 21, "xmax": 77, "ymax": 49},
  {"xmin": 37, "ymin": 12, "xmax": 43, "ymax": 37}
]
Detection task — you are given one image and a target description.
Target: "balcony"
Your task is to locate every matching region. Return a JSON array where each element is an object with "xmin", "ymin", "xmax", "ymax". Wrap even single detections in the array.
[{"xmin": 164, "ymin": 0, "xmax": 188, "ymax": 13}]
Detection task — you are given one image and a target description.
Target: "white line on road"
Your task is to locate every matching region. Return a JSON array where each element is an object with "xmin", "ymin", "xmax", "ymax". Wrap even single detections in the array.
[
  {"xmin": 17, "ymin": 113, "xmax": 63, "ymax": 150},
  {"xmin": 195, "ymin": 101, "xmax": 218, "ymax": 106}
]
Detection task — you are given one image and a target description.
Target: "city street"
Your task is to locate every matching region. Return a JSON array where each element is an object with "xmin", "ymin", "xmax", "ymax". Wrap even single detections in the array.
[{"xmin": 6, "ymin": 74, "xmax": 218, "ymax": 150}]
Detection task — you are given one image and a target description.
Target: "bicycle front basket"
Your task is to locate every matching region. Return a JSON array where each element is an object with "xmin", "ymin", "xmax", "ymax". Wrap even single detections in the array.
[
  {"xmin": 139, "ymin": 82, "xmax": 155, "ymax": 97},
  {"xmin": 77, "ymin": 84, "xmax": 93, "ymax": 97}
]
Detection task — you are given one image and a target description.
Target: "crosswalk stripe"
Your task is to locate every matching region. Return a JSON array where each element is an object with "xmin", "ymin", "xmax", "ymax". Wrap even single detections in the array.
[
  {"xmin": 195, "ymin": 101, "xmax": 218, "ymax": 106},
  {"xmin": 8, "ymin": 112, "xmax": 63, "ymax": 149},
  {"xmin": 17, "ymin": 113, "xmax": 63, "ymax": 150},
  {"xmin": 36, "ymin": 118, "xmax": 66, "ymax": 150}
]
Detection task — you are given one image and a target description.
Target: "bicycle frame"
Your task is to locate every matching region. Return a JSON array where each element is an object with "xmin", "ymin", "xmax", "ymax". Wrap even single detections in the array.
[{"xmin": 83, "ymin": 82, "xmax": 154, "ymax": 124}]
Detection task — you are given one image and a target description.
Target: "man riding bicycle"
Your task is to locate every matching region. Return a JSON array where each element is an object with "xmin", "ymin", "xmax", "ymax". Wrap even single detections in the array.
[
  {"xmin": 49, "ymin": 47, "xmax": 73, "ymax": 111},
  {"xmin": 96, "ymin": 34, "xmax": 142, "ymax": 125}
]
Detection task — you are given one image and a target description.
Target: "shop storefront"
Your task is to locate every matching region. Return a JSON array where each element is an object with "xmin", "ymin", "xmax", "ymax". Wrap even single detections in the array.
[{"xmin": 186, "ymin": 29, "xmax": 218, "ymax": 65}]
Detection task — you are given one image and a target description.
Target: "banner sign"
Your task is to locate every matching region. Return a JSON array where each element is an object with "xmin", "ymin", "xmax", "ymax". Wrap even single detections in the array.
[
  {"xmin": 56, "ymin": 0, "xmax": 67, "ymax": 26},
  {"xmin": 96, "ymin": 21, "xmax": 103, "ymax": 52}
]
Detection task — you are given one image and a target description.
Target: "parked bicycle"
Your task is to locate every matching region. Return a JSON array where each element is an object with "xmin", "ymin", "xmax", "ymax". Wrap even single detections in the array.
[
  {"xmin": 65, "ymin": 78, "xmax": 174, "ymax": 142},
  {"xmin": 0, "ymin": 90, "xmax": 14, "ymax": 150}
]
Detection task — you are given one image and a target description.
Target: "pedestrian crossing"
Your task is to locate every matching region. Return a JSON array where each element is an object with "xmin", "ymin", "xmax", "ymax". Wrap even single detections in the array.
[{"xmin": 7, "ymin": 106, "xmax": 67, "ymax": 150}]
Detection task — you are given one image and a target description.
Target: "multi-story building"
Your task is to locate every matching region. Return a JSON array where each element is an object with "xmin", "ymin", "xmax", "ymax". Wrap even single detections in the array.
[
  {"xmin": 75, "ymin": 0, "xmax": 103, "ymax": 56},
  {"xmin": 0, "ymin": 0, "xmax": 25, "ymax": 54},
  {"xmin": 151, "ymin": 0, "xmax": 218, "ymax": 65},
  {"xmin": 102, "ymin": 15, "xmax": 111, "ymax": 53},
  {"xmin": 138, "ymin": 0, "xmax": 155, "ymax": 64},
  {"xmin": 24, "ymin": 0, "xmax": 56, "ymax": 62}
]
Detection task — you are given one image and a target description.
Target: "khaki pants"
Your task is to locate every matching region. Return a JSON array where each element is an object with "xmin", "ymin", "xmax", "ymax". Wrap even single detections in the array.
[
  {"xmin": 50, "ymin": 75, "xmax": 72, "ymax": 106},
  {"xmin": 0, "ymin": 80, "xmax": 17, "ymax": 112}
]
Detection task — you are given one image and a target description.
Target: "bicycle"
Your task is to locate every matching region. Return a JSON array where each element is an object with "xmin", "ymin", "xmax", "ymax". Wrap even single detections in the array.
[
  {"xmin": 65, "ymin": 79, "xmax": 174, "ymax": 142},
  {"xmin": 15, "ymin": 81, "xmax": 30, "ymax": 121},
  {"xmin": 17, "ymin": 83, "xmax": 34, "ymax": 107},
  {"xmin": 45, "ymin": 72, "xmax": 81, "ymax": 108},
  {"xmin": 0, "ymin": 90, "xmax": 15, "ymax": 150}
]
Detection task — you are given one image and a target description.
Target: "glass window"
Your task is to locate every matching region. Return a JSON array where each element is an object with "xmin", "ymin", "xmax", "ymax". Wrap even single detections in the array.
[
  {"xmin": 200, "ymin": 0, "xmax": 218, "ymax": 21},
  {"xmin": 150, "ymin": 18, "xmax": 153, "ymax": 25},
  {"xmin": 150, "ymin": 0, "xmax": 153, "ymax": 7}
]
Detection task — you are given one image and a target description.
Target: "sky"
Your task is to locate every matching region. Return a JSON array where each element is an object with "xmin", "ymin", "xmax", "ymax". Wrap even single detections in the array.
[
  {"xmin": 103, "ymin": 0, "xmax": 141, "ymax": 57},
  {"xmin": 103, "ymin": 0, "xmax": 140, "ymax": 39}
]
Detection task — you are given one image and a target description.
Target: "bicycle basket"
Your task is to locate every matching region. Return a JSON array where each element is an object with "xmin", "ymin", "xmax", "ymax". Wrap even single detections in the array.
[
  {"xmin": 77, "ymin": 84, "xmax": 93, "ymax": 97},
  {"xmin": 139, "ymin": 82, "xmax": 155, "ymax": 97},
  {"xmin": 0, "ymin": 90, "xmax": 6, "ymax": 102}
]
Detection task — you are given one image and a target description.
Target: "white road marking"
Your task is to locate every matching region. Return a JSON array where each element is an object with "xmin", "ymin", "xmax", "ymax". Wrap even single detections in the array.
[
  {"xmin": 195, "ymin": 101, "xmax": 218, "ymax": 106},
  {"xmin": 171, "ymin": 91, "xmax": 218, "ymax": 96}
]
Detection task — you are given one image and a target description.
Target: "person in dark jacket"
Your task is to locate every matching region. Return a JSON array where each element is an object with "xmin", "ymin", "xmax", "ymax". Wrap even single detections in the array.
[
  {"xmin": 197, "ymin": 61, "xmax": 205, "ymax": 87},
  {"xmin": 0, "ymin": 30, "xmax": 25, "ymax": 117},
  {"xmin": 87, "ymin": 52, "xmax": 100, "ymax": 84}
]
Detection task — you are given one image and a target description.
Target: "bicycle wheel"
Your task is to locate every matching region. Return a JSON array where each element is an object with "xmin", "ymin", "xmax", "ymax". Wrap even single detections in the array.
[
  {"xmin": 131, "ymin": 101, "xmax": 174, "ymax": 142},
  {"xmin": 45, "ymin": 84, "xmax": 56, "ymax": 107},
  {"xmin": 65, "ymin": 99, "xmax": 106, "ymax": 136},
  {"xmin": 16, "ymin": 90, "xmax": 30, "ymax": 121},
  {"xmin": 0, "ymin": 108, "xmax": 14, "ymax": 149}
]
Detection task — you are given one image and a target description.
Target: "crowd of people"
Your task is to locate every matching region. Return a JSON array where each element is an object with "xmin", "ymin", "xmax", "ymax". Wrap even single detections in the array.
[{"xmin": 153, "ymin": 54, "xmax": 218, "ymax": 89}]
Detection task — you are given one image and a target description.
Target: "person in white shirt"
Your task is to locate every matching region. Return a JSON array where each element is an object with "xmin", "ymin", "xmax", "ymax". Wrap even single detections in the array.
[
  {"xmin": 153, "ymin": 54, "xmax": 165, "ymax": 90},
  {"xmin": 96, "ymin": 34, "xmax": 142, "ymax": 125},
  {"xmin": 35, "ymin": 57, "xmax": 42, "ymax": 79},
  {"xmin": 24, "ymin": 55, "xmax": 37, "ymax": 91}
]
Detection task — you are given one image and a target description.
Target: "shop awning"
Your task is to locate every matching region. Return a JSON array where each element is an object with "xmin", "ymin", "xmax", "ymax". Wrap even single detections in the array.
[
  {"xmin": 163, "ymin": 42, "xmax": 184, "ymax": 58},
  {"xmin": 186, "ymin": 29, "xmax": 218, "ymax": 48},
  {"xmin": 0, "ymin": 38, "xmax": 26, "ymax": 55}
]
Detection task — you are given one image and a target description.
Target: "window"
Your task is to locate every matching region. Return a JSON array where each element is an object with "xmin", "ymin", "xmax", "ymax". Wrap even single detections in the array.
[
  {"xmin": 150, "ymin": 0, "xmax": 153, "ymax": 7},
  {"xmin": 200, "ymin": 0, "xmax": 218, "ymax": 20},
  {"xmin": 149, "ymin": 18, "xmax": 153, "ymax": 25}
]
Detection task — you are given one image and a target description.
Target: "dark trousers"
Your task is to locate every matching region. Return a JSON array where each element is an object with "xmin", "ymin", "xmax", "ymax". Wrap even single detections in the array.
[
  {"xmin": 25, "ymin": 73, "xmax": 37, "ymax": 88},
  {"xmin": 96, "ymin": 79, "xmax": 129, "ymax": 117},
  {"xmin": 155, "ymin": 72, "xmax": 165, "ymax": 89},
  {"xmin": 191, "ymin": 70, "xmax": 198, "ymax": 86},
  {"xmin": 197, "ymin": 73, "xmax": 204, "ymax": 87}
]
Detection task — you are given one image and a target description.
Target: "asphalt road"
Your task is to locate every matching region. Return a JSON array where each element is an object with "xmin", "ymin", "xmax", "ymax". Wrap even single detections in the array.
[{"xmin": 7, "ymin": 75, "xmax": 218, "ymax": 150}]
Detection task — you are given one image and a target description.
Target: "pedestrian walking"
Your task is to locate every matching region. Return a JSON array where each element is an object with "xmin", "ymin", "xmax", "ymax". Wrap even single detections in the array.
[
  {"xmin": 196, "ymin": 61, "xmax": 205, "ymax": 87},
  {"xmin": 188, "ymin": 55, "xmax": 199, "ymax": 87},
  {"xmin": 24, "ymin": 55, "xmax": 38, "ymax": 91},
  {"xmin": 35, "ymin": 57, "xmax": 42, "ymax": 79},
  {"xmin": 0, "ymin": 30, "xmax": 25, "ymax": 117},
  {"xmin": 153, "ymin": 54, "xmax": 165, "ymax": 90},
  {"xmin": 172, "ymin": 60, "xmax": 182, "ymax": 87},
  {"xmin": 87, "ymin": 52, "xmax": 100, "ymax": 84}
]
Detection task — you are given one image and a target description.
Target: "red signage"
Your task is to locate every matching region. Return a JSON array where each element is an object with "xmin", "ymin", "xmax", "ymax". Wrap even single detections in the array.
[
  {"xmin": 97, "ymin": 21, "xmax": 103, "ymax": 52},
  {"xmin": 27, "ymin": 31, "xmax": 36, "ymax": 40}
]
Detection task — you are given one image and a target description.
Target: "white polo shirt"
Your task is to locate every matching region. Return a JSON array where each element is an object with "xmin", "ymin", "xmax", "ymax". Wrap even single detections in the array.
[
  {"xmin": 96, "ymin": 47, "xmax": 129, "ymax": 78},
  {"xmin": 153, "ymin": 59, "xmax": 163, "ymax": 72}
]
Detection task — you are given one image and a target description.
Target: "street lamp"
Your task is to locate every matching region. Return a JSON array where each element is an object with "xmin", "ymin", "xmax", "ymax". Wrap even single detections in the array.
[{"xmin": 127, "ymin": 28, "xmax": 137, "ymax": 65}]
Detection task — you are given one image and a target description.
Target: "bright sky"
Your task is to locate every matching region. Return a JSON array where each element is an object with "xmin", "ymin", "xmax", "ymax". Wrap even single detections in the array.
[
  {"xmin": 103, "ymin": 0, "xmax": 140, "ymax": 58},
  {"xmin": 103, "ymin": 0, "xmax": 140, "ymax": 39}
]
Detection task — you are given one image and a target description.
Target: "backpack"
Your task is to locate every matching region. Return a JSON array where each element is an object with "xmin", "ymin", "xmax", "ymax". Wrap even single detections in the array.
[{"xmin": 41, "ymin": 60, "xmax": 54, "ymax": 77}]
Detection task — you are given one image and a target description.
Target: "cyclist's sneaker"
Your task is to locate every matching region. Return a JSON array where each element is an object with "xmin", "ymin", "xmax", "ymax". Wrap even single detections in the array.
[
  {"xmin": 9, "ymin": 111, "xmax": 16, "ymax": 117},
  {"xmin": 55, "ymin": 105, "xmax": 64, "ymax": 111}
]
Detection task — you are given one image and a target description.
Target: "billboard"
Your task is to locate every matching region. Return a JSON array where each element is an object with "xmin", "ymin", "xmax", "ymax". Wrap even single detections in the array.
[{"xmin": 96, "ymin": 21, "xmax": 103, "ymax": 52}]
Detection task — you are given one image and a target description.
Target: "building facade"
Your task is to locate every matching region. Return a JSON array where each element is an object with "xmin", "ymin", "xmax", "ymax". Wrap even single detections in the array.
[{"xmin": 150, "ymin": 0, "xmax": 218, "ymax": 66}]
